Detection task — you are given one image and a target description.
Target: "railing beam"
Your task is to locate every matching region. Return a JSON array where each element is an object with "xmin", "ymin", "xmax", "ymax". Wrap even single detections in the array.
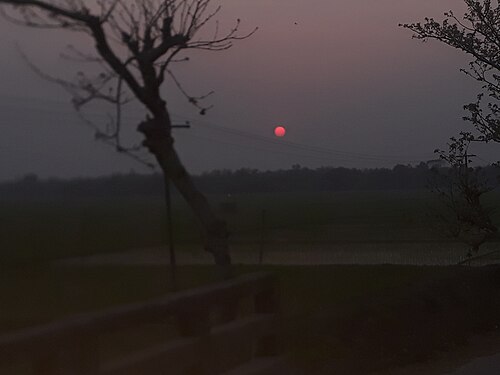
[
  {"xmin": 254, "ymin": 281, "xmax": 280, "ymax": 357},
  {"xmin": 0, "ymin": 272, "xmax": 278, "ymax": 375}
]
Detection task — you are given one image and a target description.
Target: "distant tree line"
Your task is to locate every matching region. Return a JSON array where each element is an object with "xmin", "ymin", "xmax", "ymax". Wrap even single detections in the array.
[{"xmin": 1, "ymin": 163, "xmax": 499, "ymax": 199}]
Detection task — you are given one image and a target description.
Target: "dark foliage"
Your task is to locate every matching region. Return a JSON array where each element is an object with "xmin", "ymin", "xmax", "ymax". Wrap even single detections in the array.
[
  {"xmin": 2, "ymin": 163, "xmax": 500, "ymax": 199},
  {"xmin": 429, "ymin": 134, "xmax": 498, "ymax": 257},
  {"xmin": 402, "ymin": 1, "xmax": 500, "ymax": 145}
]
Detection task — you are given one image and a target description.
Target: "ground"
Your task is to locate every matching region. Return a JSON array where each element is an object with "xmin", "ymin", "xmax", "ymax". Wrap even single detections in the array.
[
  {"xmin": 1, "ymin": 264, "xmax": 499, "ymax": 374},
  {"xmin": 2, "ymin": 190, "xmax": 500, "ymax": 373}
]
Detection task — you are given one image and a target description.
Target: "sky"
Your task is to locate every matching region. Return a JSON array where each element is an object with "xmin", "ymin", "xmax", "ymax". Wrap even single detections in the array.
[{"xmin": 0, "ymin": 0, "xmax": 497, "ymax": 181}]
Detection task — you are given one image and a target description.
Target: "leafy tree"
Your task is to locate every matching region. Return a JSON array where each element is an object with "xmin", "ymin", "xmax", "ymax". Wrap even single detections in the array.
[
  {"xmin": 0, "ymin": 0, "xmax": 255, "ymax": 276},
  {"xmin": 401, "ymin": 0, "xmax": 500, "ymax": 145},
  {"xmin": 401, "ymin": 0, "xmax": 500, "ymax": 261},
  {"xmin": 429, "ymin": 133, "xmax": 497, "ymax": 260}
]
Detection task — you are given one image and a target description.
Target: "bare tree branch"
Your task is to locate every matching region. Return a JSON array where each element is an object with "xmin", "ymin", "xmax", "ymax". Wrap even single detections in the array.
[{"xmin": 0, "ymin": 0, "xmax": 255, "ymax": 271}]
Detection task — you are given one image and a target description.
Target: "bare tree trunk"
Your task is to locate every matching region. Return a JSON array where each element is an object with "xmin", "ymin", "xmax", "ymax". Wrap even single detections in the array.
[{"xmin": 138, "ymin": 117, "xmax": 232, "ymax": 279}]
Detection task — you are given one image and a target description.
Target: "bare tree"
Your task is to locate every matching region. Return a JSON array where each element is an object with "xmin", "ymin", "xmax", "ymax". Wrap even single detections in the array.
[
  {"xmin": 429, "ymin": 133, "xmax": 497, "ymax": 260},
  {"xmin": 0, "ymin": 0, "xmax": 256, "ymax": 277},
  {"xmin": 401, "ymin": 0, "xmax": 500, "ymax": 146}
]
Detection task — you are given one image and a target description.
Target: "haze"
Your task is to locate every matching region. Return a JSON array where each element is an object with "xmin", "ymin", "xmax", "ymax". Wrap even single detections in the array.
[{"xmin": 0, "ymin": 0, "xmax": 494, "ymax": 181}]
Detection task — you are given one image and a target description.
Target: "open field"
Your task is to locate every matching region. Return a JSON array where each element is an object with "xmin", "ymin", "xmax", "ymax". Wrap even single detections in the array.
[
  {"xmin": 1, "ymin": 264, "xmax": 500, "ymax": 374},
  {"xmin": 2, "ymin": 189, "xmax": 500, "ymax": 265},
  {"xmin": 57, "ymin": 241, "xmax": 500, "ymax": 267},
  {"xmin": 2, "ymin": 190, "xmax": 500, "ymax": 373}
]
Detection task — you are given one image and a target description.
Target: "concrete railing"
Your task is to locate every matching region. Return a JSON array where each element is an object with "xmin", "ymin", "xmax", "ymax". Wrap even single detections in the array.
[{"xmin": 0, "ymin": 272, "xmax": 282, "ymax": 375}]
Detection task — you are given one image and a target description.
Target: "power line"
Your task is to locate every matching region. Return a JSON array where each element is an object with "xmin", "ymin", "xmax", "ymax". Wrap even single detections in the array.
[
  {"xmin": 182, "ymin": 133, "xmax": 363, "ymax": 164},
  {"xmin": 171, "ymin": 113, "xmax": 434, "ymax": 164},
  {"xmin": 0, "ymin": 97, "xmax": 435, "ymax": 165}
]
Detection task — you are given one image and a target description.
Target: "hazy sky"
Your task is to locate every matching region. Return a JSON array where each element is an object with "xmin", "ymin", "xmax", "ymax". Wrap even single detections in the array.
[{"xmin": 0, "ymin": 0, "xmax": 497, "ymax": 181}]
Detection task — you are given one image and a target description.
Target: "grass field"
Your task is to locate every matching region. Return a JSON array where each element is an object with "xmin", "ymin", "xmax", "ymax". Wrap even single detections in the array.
[
  {"xmin": 3, "ymin": 189, "xmax": 499, "ymax": 264},
  {"xmin": 2, "ymin": 189, "xmax": 500, "ymax": 373}
]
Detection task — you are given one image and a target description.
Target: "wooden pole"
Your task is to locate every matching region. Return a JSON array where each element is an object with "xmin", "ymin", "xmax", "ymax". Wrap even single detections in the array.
[
  {"xmin": 164, "ymin": 174, "xmax": 177, "ymax": 291},
  {"xmin": 259, "ymin": 209, "xmax": 267, "ymax": 265},
  {"xmin": 164, "ymin": 123, "xmax": 190, "ymax": 291}
]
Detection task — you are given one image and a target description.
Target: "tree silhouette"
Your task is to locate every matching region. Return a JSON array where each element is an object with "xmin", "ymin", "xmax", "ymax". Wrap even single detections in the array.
[
  {"xmin": 429, "ymin": 133, "xmax": 497, "ymax": 260},
  {"xmin": 401, "ymin": 1, "xmax": 500, "ymax": 261},
  {"xmin": 401, "ymin": 0, "xmax": 500, "ymax": 146},
  {"xmin": 0, "ymin": 0, "xmax": 256, "ymax": 276}
]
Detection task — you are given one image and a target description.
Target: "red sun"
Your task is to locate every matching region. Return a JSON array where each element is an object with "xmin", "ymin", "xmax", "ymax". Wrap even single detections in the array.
[{"xmin": 274, "ymin": 126, "xmax": 286, "ymax": 137}]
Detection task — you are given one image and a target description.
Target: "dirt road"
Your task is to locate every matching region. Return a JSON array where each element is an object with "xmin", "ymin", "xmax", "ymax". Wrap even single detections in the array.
[{"xmin": 56, "ymin": 243, "xmax": 500, "ymax": 266}]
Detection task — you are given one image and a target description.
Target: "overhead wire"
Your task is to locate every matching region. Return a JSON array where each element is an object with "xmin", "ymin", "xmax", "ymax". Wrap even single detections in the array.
[
  {"xmin": 0, "ymin": 96, "xmax": 436, "ymax": 166},
  {"xmin": 171, "ymin": 112, "xmax": 435, "ymax": 164},
  {"xmin": 181, "ymin": 132, "xmax": 363, "ymax": 165}
]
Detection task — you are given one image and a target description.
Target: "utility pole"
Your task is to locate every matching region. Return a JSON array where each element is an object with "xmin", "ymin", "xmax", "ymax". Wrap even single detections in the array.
[
  {"xmin": 259, "ymin": 209, "xmax": 267, "ymax": 265},
  {"xmin": 166, "ymin": 121, "xmax": 191, "ymax": 291},
  {"xmin": 462, "ymin": 151, "xmax": 476, "ymax": 187}
]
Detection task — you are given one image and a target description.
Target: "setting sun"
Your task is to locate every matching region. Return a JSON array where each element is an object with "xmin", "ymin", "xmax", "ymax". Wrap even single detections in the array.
[{"xmin": 274, "ymin": 126, "xmax": 286, "ymax": 137}]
